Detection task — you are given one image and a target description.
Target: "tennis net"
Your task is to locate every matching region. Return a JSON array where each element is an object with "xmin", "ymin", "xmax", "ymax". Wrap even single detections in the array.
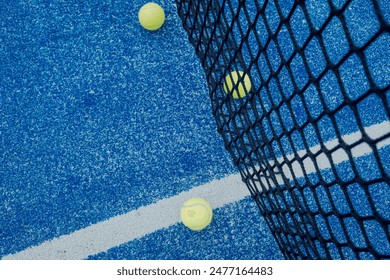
[{"xmin": 176, "ymin": 0, "xmax": 390, "ymax": 259}]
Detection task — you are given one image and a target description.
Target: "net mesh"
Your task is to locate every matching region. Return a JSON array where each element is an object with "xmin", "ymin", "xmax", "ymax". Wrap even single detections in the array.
[{"xmin": 176, "ymin": 0, "xmax": 390, "ymax": 259}]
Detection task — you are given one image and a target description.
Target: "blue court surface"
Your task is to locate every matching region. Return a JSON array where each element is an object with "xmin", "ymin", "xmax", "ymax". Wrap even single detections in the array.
[{"xmin": 1, "ymin": 0, "xmax": 389, "ymax": 260}]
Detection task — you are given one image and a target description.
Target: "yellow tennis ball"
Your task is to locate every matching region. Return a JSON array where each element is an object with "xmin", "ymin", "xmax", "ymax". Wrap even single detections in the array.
[
  {"xmin": 138, "ymin": 2, "xmax": 165, "ymax": 31},
  {"xmin": 180, "ymin": 198, "xmax": 213, "ymax": 231},
  {"xmin": 223, "ymin": 70, "xmax": 252, "ymax": 99}
]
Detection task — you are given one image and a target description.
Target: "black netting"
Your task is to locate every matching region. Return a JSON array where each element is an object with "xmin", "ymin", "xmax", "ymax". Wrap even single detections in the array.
[{"xmin": 176, "ymin": 0, "xmax": 390, "ymax": 259}]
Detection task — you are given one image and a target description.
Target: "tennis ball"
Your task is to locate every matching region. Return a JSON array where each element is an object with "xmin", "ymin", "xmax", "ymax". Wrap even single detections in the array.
[
  {"xmin": 223, "ymin": 70, "xmax": 252, "ymax": 99},
  {"xmin": 138, "ymin": 2, "xmax": 165, "ymax": 31},
  {"xmin": 180, "ymin": 198, "xmax": 213, "ymax": 231}
]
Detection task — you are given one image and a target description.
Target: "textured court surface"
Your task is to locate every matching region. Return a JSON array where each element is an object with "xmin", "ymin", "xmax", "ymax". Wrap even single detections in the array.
[
  {"xmin": 1, "ymin": 0, "xmax": 282, "ymax": 260},
  {"xmin": 1, "ymin": 0, "xmax": 389, "ymax": 259}
]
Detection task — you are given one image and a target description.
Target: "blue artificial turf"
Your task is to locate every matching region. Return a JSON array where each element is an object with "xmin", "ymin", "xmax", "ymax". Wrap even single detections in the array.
[
  {"xmin": 0, "ymin": 0, "xmax": 240, "ymax": 258},
  {"xmin": 1, "ymin": 0, "xmax": 389, "ymax": 260}
]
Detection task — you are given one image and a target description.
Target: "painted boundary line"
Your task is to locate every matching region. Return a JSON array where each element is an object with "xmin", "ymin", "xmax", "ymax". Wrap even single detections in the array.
[
  {"xmin": 3, "ymin": 173, "xmax": 248, "ymax": 260},
  {"xmin": 259, "ymin": 121, "xmax": 390, "ymax": 188},
  {"xmin": 3, "ymin": 121, "xmax": 389, "ymax": 260}
]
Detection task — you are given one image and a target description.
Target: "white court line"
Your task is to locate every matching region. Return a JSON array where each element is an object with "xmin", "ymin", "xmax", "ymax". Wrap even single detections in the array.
[
  {"xmin": 260, "ymin": 121, "xmax": 390, "ymax": 188},
  {"xmin": 2, "ymin": 173, "xmax": 248, "ymax": 260},
  {"xmin": 3, "ymin": 121, "xmax": 389, "ymax": 260}
]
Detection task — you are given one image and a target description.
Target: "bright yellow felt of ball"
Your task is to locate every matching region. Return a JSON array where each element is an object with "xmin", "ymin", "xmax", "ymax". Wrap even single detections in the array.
[
  {"xmin": 223, "ymin": 70, "xmax": 252, "ymax": 99},
  {"xmin": 180, "ymin": 198, "xmax": 213, "ymax": 231},
  {"xmin": 138, "ymin": 2, "xmax": 165, "ymax": 31}
]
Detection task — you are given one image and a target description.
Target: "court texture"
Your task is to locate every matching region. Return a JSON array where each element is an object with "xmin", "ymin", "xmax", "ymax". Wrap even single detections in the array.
[{"xmin": 1, "ymin": 0, "xmax": 389, "ymax": 259}]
